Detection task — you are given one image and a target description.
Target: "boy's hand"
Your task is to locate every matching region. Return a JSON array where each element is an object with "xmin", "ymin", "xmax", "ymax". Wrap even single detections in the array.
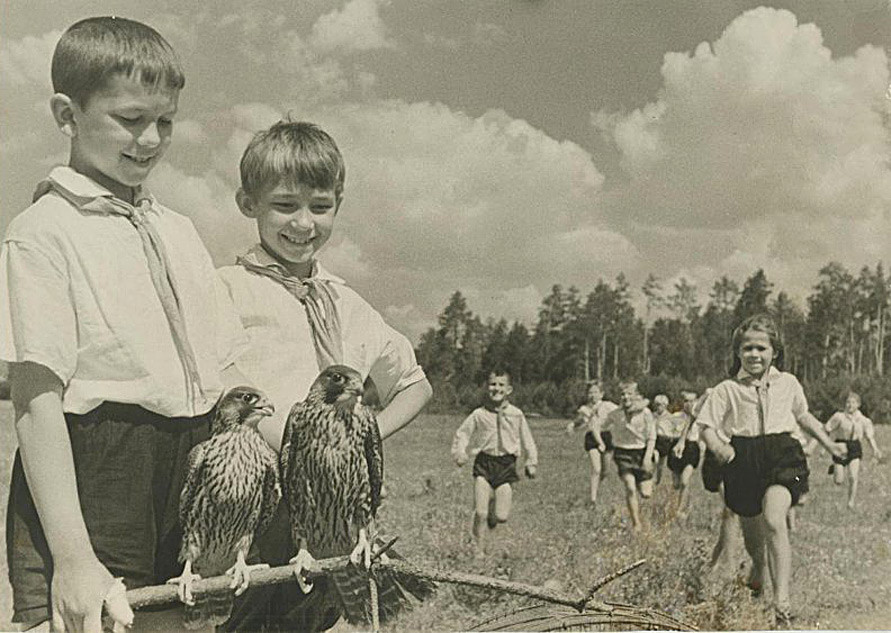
[
  {"xmin": 565, "ymin": 421, "xmax": 575, "ymax": 435},
  {"xmin": 829, "ymin": 441, "xmax": 847, "ymax": 462},
  {"xmin": 454, "ymin": 455, "xmax": 467, "ymax": 467},
  {"xmin": 672, "ymin": 440, "xmax": 685, "ymax": 459},
  {"xmin": 525, "ymin": 465, "xmax": 537, "ymax": 479},
  {"xmin": 714, "ymin": 442, "xmax": 735, "ymax": 465},
  {"xmin": 597, "ymin": 442, "xmax": 607, "ymax": 453},
  {"xmin": 52, "ymin": 555, "xmax": 134, "ymax": 633}
]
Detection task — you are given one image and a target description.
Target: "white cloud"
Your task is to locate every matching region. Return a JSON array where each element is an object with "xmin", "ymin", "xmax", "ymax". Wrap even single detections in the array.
[
  {"xmin": 0, "ymin": 30, "xmax": 59, "ymax": 91},
  {"xmin": 310, "ymin": 0, "xmax": 395, "ymax": 53},
  {"xmin": 598, "ymin": 6, "xmax": 891, "ymax": 304}
]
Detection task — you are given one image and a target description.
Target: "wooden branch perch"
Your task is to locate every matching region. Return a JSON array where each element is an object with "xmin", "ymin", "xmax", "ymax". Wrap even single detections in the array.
[{"xmin": 125, "ymin": 553, "xmax": 648, "ymax": 613}]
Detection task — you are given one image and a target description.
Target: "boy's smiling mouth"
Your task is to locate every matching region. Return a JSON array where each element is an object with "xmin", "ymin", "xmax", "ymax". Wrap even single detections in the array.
[{"xmin": 281, "ymin": 233, "xmax": 313, "ymax": 245}]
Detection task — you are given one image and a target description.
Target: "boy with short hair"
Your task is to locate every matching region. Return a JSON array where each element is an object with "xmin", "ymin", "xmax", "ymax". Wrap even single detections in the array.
[
  {"xmin": 566, "ymin": 380, "xmax": 618, "ymax": 506},
  {"xmin": 1, "ymin": 16, "xmax": 248, "ymax": 632},
  {"xmin": 452, "ymin": 369, "xmax": 538, "ymax": 554},
  {"xmin": 652, "ymin": 393, "xmax": 681, "ymax": 485},
  {"xmin": 604, "ymin": 381, "xmax": 656, "ymax": 531},
  {"xmin": 217, "ymin": 119, "xmax": 433, "ymax": 632},
  {"xmin": 667, "ymin": 390, "xmax": 704, "ymax": 517}
]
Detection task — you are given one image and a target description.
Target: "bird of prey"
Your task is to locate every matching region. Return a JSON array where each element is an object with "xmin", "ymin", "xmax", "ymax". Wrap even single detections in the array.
[
  {"xmin": 168, "ymin": 386, "xmax": 282, "ymax": 630},
  {"xmin": 281, "ymin": 364, "xmax": 435, "ymax": 625}
]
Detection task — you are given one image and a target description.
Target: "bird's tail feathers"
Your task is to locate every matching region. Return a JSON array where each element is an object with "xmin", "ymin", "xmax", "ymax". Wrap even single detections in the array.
[{"xmin": 329, "ymin": 546, "xmax": 436, "ymax": 625}]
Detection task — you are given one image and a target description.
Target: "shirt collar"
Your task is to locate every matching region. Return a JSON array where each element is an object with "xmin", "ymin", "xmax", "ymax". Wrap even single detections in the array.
[
  {"xmin": 241, "ymin": 244, "xmax": 345, "ymax": 285},
  {"xmin": 42, "ymin": 166, "xmax": 158, "ymax": 213},
  {"xmin": 736, "ymin": 365, "xmax": 780, "ymax": 386}
]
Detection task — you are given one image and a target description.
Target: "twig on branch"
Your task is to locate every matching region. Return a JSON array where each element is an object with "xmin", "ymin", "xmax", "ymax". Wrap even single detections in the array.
[{"xmin": 579, "ymin": 558, "xmax": 646, "ymax": 608}]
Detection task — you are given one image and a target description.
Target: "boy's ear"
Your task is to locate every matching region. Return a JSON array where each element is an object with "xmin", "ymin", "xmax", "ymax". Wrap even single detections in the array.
[
  {"xmin": 235, "ymin": 188, "xmax": 259, "ymax": 219},
  {"xmin": 50, "ymin": 94, "xmax": 77, "ymax": 138}
]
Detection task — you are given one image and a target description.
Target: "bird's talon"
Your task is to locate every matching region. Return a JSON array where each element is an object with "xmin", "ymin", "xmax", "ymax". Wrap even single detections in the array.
[{"xmin": 289, "ymin": 550, "xmax": 317, "ymax": 594}]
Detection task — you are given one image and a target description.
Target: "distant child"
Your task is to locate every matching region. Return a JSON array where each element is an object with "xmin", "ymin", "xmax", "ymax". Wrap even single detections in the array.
[
  {"xmin": 668, "ymin": 390, "xmax": 703, "ymax": 518},
  {"xmin": 604, "ymin": 381, "xmax": 656, "ymax": 532},
  {"xmin": 566, "ymin": 380, "xmax": 618, "ymax": 506},
  {"xmin": 453, "ymin": 369, "xmax": 539, "ymax": 553},
  {"xmin": 825, "ymin": 392, "xmax": 883, "ymax": 509},
  {"xmin": 695, "ymin": 314, "xmax": 845, "ymax": 626},
  {"xmin": 652, "ymin": 394, "xmax": 683, "ymax": 485},
  {"xmin": 218, "ymin": 120, "xmax": 433, "ymax": 632},
  {"xmin": 0, "ymin": 17, "xmax": 249, "ymax": 633}
]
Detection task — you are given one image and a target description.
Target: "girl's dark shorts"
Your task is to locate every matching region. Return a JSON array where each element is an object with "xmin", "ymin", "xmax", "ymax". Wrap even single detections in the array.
[
  {"xmin": 668, "ymin": 441, "xmax": 701, "ymax": 474},
  {"xmin": 584, "ymin": 431, "xmax": 613, "ymax": 453},
  {"xmin": 6, "ymin": 402, "xmax": 211, "ymax": 628},
  {"xmin": 613, "ymin": 448, "xmax": 653, "ymax": 483},
  {"xmin": 722, "ymin": 433, "xmax": 809, "ymax": 518},
  {"xmin": 701, "ymin": 449, "xmax": 724, "ymax": 493},
  {"xmin": 655, "ymin": 435, "xmax": 675, "ymax": 459},
  {"xmin": 473, "ymin": 452, "xmax": 519, "ymax": 489},
  {"xmin": 832, "ymin": 439, "xmax": 863, "ymax": 466}
]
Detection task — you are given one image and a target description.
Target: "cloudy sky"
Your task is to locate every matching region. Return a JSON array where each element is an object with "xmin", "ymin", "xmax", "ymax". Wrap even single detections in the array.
[{"xmin": 1, "ymin": 0, "xmax": 889, "ymax": 341}]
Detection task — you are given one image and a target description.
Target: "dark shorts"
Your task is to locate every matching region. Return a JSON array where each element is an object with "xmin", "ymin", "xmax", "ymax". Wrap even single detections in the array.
[
  {"xmin": 6, "ymin": 402, "xmax": 211, "ymax": 628},
  {"xmin": 613, "ymin": 448, "xmax": 653, "ymax": 483},
  {"xmin": 473, "ymin": 452, "xmax": 519, "ymax": 489},
  {"xmin": 832, "ymin": 439, "xmax": 863, "ymax": 466},
  {"xmin": 722, "ymin": 433, "xmax": 809, "ymax": 518},
  {"xmin": 583, "ymin": 431, "xmax": 612, "ymax": 453},
  {"xmin": 701, "ymin": 449, "xmax": 724, "ymax": 493},
  {"xmin": 668, "ymin": 441, "xmax": 701, "ymax": 474},
  {"xmin": 655, "ymin": 435, "xmax": 676, "ymax": 459}
]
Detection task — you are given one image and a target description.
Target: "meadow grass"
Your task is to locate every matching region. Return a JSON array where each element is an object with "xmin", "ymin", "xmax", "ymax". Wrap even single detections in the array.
[{"xmin": 1, "ymin": 403, "xmax": 889, "ymax": 631}]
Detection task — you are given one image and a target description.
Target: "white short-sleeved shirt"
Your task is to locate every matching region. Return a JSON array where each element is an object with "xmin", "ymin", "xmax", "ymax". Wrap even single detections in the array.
[
  {"xmin": 0, "ymin": 167, "xmax": 247, "ymax": 417},
  {"xmin": 695, "ymin": 366, "xmax": 809, "ymax": 438},
  {"xmin": 451, "ymin": 403, "xmax": 538, "ymax": 466},
  {"xmin": 577, "ymin": 400, "xmax": 618, "ymax": 434},
  {"xmin": 605, "ymin": 406, "xmax": 656, "ymax": 450},
  {"xmin": 655, "ymin": 411, "xmax": 685, "ymax": 438},
  {"xmin": 218, "ymin": 255, "xmax": 426, "ymax": 423},
  {"xmin": 825, "ymin": 410, "xmax": 873, "ymax": 442}
]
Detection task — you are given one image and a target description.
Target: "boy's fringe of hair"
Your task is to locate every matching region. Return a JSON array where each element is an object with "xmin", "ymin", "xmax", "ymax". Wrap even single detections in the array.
[
  {"xmin": 729, "ymin": 313, "xmax": 785, "ymax": 376},
  {"xmin": 53, "ymin": 16, "xmax": 185, "ymax": 105},
  {"xmin": 239, "ymin": 119, "xmax": 346, "ymax": 198}
]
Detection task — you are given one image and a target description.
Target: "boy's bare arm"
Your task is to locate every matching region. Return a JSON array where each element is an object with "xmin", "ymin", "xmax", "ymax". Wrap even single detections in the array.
[
  {"xmin": 377, "ymin": 377, "xmax": 432, "ymax": 440},
  {"xmin": 700, "ymin": 426, "xmax": 734, "ymax": 463},
  {"xmin": 12, "ymin": 362, "xmax": 128, "ymax": 632}
]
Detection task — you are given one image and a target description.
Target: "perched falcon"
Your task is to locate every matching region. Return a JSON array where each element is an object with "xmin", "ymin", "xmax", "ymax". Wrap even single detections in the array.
[
  {"xmin": 169, "ymin": 386, "xmax": 282, "ymax": 630},
  {"xmin": 281, "ymin": 365, "xmax": 435, "ymax": 625}
]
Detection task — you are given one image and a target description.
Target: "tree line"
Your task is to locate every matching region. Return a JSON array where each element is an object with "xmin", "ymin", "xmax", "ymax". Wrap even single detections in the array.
[{"xmin": 416, "ymin": 262, "xmax": 891, "ymax": 422}]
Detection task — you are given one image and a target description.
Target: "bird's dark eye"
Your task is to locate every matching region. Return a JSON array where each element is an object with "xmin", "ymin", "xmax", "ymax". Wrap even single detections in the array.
[
  {"xmin": 241, "ymin": 393, "xmax": 257, "ymax": 404},
  {"xmin": 332, "ymin": 374, "xmax": 345, "ymax": 383}
]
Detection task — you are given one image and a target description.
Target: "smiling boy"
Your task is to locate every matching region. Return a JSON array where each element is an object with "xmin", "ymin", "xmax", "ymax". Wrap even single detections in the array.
[
  {"xmin": 452, "ymin": 369, "xmax": 538, "ymax": 554},
  {"xmin": 217, "ymin": 119, "xmax": 432, "ymax": 632},
  {"xmin": 1, "ymin": 17, "xmax": 248, "ymax": 633}
]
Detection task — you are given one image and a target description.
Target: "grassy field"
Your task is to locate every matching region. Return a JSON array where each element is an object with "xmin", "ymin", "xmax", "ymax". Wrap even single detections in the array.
[{"xmin": 1, "ymin": 402, "xmax": 890, "ymax": 631}]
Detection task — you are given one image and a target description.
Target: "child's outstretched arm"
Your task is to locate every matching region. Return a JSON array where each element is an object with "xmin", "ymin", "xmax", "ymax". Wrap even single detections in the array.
[
  {"xmin": 451, "ymin": 413, "xmax": 476, "ymax": 466},
  {"xmin": 642, "ymin": 411, "xmax": 657, "ymax": 471},
  {"xmin": 797, "ymin": 412, "xmax": 846, "ymax": 460},
  {"xmin": 377, "ymin": 378, "xmax": 433, "ymax": 440},
  {"xmin": 12, "ymin": 362, "xmax": 134, "ymax": 633},
  {"xmin": 519, "ymin": 413, "xmax": 538, "ymax": 478}
]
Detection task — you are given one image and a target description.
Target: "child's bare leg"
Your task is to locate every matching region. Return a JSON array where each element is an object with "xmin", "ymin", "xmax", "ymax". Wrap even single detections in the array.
[
  {"xmin": 675, "ymin": 465, "xmax": 694, "ymax": 516},
  {"xmin": 762, "ymin": 485, "xmax": 793, "ymax": 609},
  {"xmin": 739, "ymin": 514, "xmax": 767, "ymax": 594},
  {"xmin": 588, "ymin": 449, "xmax": 603, "ymax": 504},
  {"xmin": 711, "ymin": 504, "xmax": 741, "ymax": 569},
  {"xmin": 472, "ymin": 477, "xmax": 493, "ymax": 548},
  {"xmin": 847, "ymin": 459, "xmax": 861, "ymax": 509},
  {"xmin": 600, "ymin": 451, "xmax": 611, "ymax": 480},
  {"xmin": 655, "ymin": 454, "xmax": 665, "ymax": 485},
  {"xmin": 833, "ymin": 461, "xmax": 846, "ymax": 485},
  {"xmin": 621, "ymin": 473, "xmax": 642, "ymax": 531},
  {"xmin": 493, "ymin": 483, "xmax": 513, "ymax": 525}
]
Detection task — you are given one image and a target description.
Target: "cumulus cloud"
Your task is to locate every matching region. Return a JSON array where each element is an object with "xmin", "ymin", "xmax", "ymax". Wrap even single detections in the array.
[
  {"xmin": 310, "ymin": 0, "xmax": 395, "ymax": 53},
  {"xmin": 597, "ymin": 6, "xmax": 891, "ymax": 304},
  {"xmin": 0, "ymin": 30, "xmax": 59, "ymax": 91}
]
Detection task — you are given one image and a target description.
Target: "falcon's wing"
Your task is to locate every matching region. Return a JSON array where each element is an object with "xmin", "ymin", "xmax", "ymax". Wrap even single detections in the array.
[
  {"xmin": 257, "ymin": 447, "xmax": 282, "ymax": 536},
  {"xmin": 179, "ymin": 441, "xmax": 210, "ymax": 527},
  {"xmin": 361, "ymin": 405, "xmax": 384, "ymax": 518},
  {"xmin": 280, "ymin": 402, "xmax": 301, "ymax": 488}
]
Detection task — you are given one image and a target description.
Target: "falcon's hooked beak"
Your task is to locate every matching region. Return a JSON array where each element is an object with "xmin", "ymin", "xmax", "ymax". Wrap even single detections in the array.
[{"xmin": 245, "ymin": 397, "xmax": 275, "ymax": 427}]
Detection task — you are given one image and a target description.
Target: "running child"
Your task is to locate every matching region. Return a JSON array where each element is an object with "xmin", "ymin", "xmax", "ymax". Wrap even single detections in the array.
[
  {"xmin": 567, "ymin": 380, "xmax": 618, "ymax": 506},
  {"xmin": 604, "ymin": 381, "xmax": 656, "ymax": 532},
  {"xmin": 695, "ymin": 314, "xmax": 845, "ymax": 626},
  {"xmin": 825, "ymin": 392, "xmax": 883, "ymax": 509},
  {"xmin": 453, "ymin": 369, "xmax": 538, "ymax": 553},
  {"xmin": 652, "ymin": 394, "xmax": 683, "ymax": 485},
  {"xmin": 668, "ymin": 390, "xmax": 703, "ymax": 518}
]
